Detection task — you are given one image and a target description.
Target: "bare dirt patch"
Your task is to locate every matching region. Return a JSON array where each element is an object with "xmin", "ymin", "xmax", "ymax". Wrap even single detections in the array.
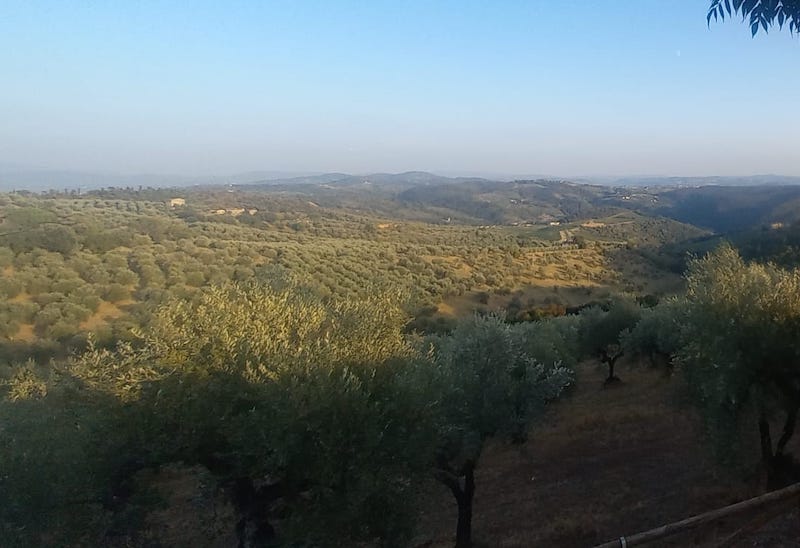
[
  {"xmin": 12, "ymin": 323, "xmax": 36, "ymax": 342},
  {"xmin": 80, "ymin": 300, "xmax": 129, "ymax": 331}
]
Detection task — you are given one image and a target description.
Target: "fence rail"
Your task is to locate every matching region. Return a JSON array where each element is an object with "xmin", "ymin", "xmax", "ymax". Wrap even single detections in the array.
[{"xmin": 594, "ymin": 481, "xmax": 800, "ymax": 548}]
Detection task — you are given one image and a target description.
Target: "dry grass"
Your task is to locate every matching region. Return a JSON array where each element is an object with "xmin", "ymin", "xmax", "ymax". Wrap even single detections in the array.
[{"xmin": 12, "ymin": 323, "xmax": 36, "ymax": 342}]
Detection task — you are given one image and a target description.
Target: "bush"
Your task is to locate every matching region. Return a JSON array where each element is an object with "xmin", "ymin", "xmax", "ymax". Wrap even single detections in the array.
[
  {"xmin": 0, "ymin": 247, "xmax": 14, "ymax": 267},
  {"xmin": 103, "ymin": 284, "xmax": 130, "ymax": 303},
  {"xmin": 0, "ymin": 277, "xmax": 23, "ymax": 299},
  {"xmin": 0, "ymin": 316, "xmax": 20, "ymax": 338}
]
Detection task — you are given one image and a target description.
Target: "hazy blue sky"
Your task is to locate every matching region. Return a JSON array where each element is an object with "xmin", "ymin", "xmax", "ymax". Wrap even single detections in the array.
[{"xmin": 1, "ymin": 1, "xmax": 798, "ymax": 177}]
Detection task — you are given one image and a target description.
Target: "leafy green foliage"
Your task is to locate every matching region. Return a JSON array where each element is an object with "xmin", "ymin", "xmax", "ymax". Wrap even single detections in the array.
[
  {"xmin": 427, "ymin": 314, "xmax": 573, "ymax": 546},
  {"xmin": 578, "ymin": 298, "xmax": 642, "ymax": 381},
  {"xmin": 431, "ymin": 315, "xmax": 572, "ymax": 456},
  {"xmin": 621, "ymin": 299, "xmax": 683, "ymax": 365},
  {"xmin": 0, "ymin": 362, "xmax": 120, "ymax": 546},
  {"xmin": 709, "ymin": 0, "xmax": 800, "ymax": 35},
  {"xmin": 676, "ymin": 244, "xmax": 800, "ymax": 467},
  {"xmin": 0, "ymin": 190, "xmax": 679, "ymax": 365},
  {"xmin": 1, "ymin": 282, "xmax": 437, "ymax": 546},
  {"xmin": 0, "ymin": 183, "xmax": 707, "ymax": 544}
]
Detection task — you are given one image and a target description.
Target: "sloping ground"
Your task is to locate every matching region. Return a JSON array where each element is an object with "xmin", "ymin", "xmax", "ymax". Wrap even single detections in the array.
[{"xmin": 414, "ymin": 363, "xmax": 800, "ymax": 547}]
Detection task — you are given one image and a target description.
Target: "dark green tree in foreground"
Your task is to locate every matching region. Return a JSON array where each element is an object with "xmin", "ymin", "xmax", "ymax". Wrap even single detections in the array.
[
  {"xmin": 1, "ymin": 282, "xmax": 436, "ymax": 546},
  {"xmin": 709, "ymin": 0, "xmax": 800, "ymax": 35}
]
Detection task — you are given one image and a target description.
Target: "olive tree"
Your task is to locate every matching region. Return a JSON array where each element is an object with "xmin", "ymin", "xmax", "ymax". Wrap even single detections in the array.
[
  {"xmin": 0, "ymin": 360, "xmax": 124, "ymax": 546},
  {"xmin": 428, "ymin": 315, "xmax": 572, "ymax": 548},
  {"xmin": 75, "ymin": 280, "xmax": 434, "ymax": 546},
  {"xmin": 677, "ymin": 244, "xmax": 800, "ymax": 482},
  {"xmin": 621, "ymin": 299, "xmax": 684, "ymax": 368},
  {"xmin": 578, "ymin": 298, "xmax": 642, "ymax": 383}
]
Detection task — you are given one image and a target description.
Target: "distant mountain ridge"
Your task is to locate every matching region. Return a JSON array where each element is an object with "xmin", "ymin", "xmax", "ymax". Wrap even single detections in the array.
[
  {"xmin": 239, "ymin": 174, "xmax": 800, "ymax": 234},
  {"xmin": 245, "ymin": 171, "xmax": 493, "ymax": 189},
  {"xmin": 4, "ymin": 165, "xmax": 800, "ymax": 193},
  {"xmin": 8, "ymin": 166, "xmax": 800, "ymax": 232}
]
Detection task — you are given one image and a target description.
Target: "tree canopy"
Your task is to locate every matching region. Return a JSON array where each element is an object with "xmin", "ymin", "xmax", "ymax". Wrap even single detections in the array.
[
  {"xmin": 676, "ymin": 245, "xmax": 800, "ymax": 482},
  {"xmin": 428, "ymin": 314, "xmax": 573, "ymax": 547}
]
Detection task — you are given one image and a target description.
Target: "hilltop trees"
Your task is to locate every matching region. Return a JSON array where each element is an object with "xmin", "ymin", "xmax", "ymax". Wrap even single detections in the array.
[
  {"xmin": 106, "ymin": 281, "xmax": 436, "ymax": 545},
  {"xmin": 148, "ymin": 288, "xmax": 574, "ymax": 547}
]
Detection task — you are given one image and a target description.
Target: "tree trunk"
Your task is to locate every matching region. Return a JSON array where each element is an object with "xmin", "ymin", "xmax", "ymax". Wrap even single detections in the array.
[
  {"xmin": 607, "ymin": 358, "xmax": 617, "ymax": 381},
  {"xmin": 435, "ymin": 461, "xmax": 477, "ymax": 548},
  {"xmin": 601, "ymin": 349, "xmax": 623, "ymax": 384},
  {"xmin": 776, "ymin": 404, "xmax": 798, "ymax": 456},
  {"xmin": 454, "ymin": 466, "xmax": 475, "ymax": 548}
]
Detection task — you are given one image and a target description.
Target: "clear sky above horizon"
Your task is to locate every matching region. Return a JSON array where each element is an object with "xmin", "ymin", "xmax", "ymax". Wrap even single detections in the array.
[{"xmin": 1, "ymin": 0, "xmax": 798, "ymax": 178}]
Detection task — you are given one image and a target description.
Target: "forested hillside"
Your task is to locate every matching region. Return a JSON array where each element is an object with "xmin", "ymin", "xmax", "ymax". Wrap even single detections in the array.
[{"xmin": 0, "ymin": 181, "xmax": 703, "ymax": 363}]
